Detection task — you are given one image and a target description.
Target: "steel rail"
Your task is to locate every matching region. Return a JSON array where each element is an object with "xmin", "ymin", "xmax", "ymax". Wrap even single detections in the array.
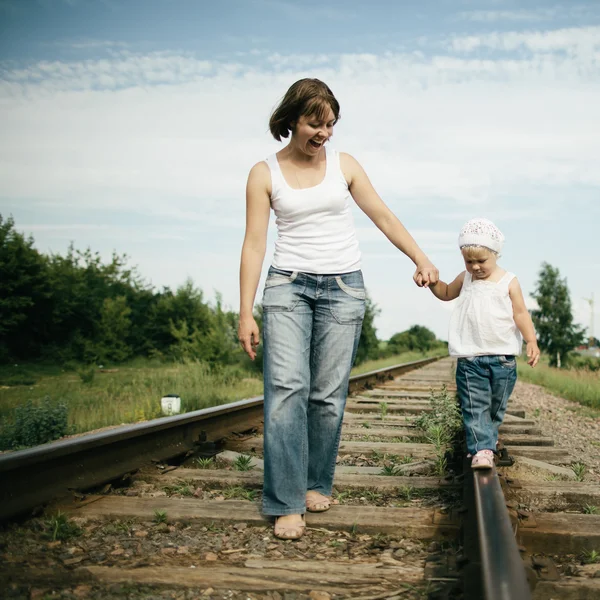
[
  {"xmin": 463, "ymin": 466, "xmax": 532, "ymax": 599},
  {"xmin": 0, "ymin": 355, "xmax": 442, "ymax": 521}
]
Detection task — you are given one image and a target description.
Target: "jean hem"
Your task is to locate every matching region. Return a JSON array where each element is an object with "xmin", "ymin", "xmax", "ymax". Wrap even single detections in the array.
[{"xmin": 262, "ymin": 506, "xmax": 306, "ymax": 517}]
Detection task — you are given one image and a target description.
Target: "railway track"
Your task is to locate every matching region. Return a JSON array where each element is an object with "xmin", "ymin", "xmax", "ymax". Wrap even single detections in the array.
[{"xmin": 1, "ymin": 356, "xmax": 600, "ymax": 600}]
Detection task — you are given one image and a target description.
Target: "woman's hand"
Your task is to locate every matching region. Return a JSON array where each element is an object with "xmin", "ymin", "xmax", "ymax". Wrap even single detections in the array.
[
  {"xmin": 526, "ymin": 341, "xmax": 540, "ymax": 367},
  {"xmin": 414, "ymin": 262, "xmax": 439, "ymax": 288},
  {"xmin": 238, "ymin": 316, "xmax": 260, "ymax": 360}
]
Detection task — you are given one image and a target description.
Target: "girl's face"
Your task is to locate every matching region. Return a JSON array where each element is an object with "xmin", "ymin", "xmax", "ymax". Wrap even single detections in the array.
[
  {"xmin": 291, "ymin": 106, "xmax": 335, "ymax": 155},
  {"xmin": 462, "ymin": 248, "xmax": 498, "ymax": 280}
]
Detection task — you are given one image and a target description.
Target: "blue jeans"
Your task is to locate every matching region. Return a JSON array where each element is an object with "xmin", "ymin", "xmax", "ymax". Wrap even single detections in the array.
[
  {"xmin": 261, "ymin": 267, "xmax": 365, "ymax": 516},
  {"xmin": 455, "ymin": 355, "xmax": 517, "ymax": 455}
]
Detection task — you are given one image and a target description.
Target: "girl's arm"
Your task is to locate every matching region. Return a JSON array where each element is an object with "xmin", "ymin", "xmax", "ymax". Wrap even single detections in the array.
[
  {"xmin": 429, "ymin": 272, "xmax": 466, "ymax": 301},
  {"xmin": 509, "ymin": 277, "xmax": 540, "ymax": 367},
  {"xmin": 341, "ymin": 153, "xmax": 438, "ymax": 288},
  {"xmin": 238, "ymin": 162, "xmax": 271, "ymax": 360}
]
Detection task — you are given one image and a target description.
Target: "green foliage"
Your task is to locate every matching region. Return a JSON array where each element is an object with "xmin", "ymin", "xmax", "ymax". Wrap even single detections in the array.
[
  {"xmin": 581, "ymin": 549, "xmax": 600, "ymax": 564},
  {"xmin": 380, "ymin": 464, "xmax": 400, "ymax": 476},
  {"xmin": 153, "ymin": 509, "xmax": 168, "ymax": 524},
  {"xmin": 413, "ymin": 386, "xmax": 461, "ymax": 475},
  {"xmin": 570, "ymin": 355, "xmax": 600, "ymax": 372},
  {"xmin": 354, "ymin": 292, "xmax": 380, "ymax": 365},
  {"xmin": 77, "ymin": 365, "xmax": 96, "ymax": 384},
  {"xmin": 531, "ymin": 263, "xmax": 586, "ymax": 368},
  {"xmin": 0, "ymin": 397, "xmax": 70, "ymax": 450},
  {"xmin": 388, "ymin": 325, "xmax": 438, "ymax": 355},
  {"xmin": 571, "ymin": 462, "xmax": 586, "ymax": 482},
  {"xmin": 379, "ymin": 401, "xmax": 388, "ymax": 420},
  {"xmin": 0, "ymin": 214, "xmax": 244, "ymax": 367},
  {"xmin": 95, "ymin": 296, "xmax": 133, "ymax": 362},
  {"xmin": 222, "ymin": 486, "xmax": 257, "ymax": 501},
  {"xmin": 233, "ymin": 454, "xmax": 254, "ymax": 471},
  {"xmin": 45, "ymin": 512, "xmax": 81, "ymax": 542},
  {"xmin": 194, "ymin": 457, "xmax": 215, "ymax": 469}
]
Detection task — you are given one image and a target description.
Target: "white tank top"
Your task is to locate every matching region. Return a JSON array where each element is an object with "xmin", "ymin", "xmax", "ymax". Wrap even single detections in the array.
[
  {"xmin": 448, "ymin": 271, "xmax": 523, "ymax": 357},
  {"xmin": 266, "ymin": 146, "xmax": 361, "ymax": 274}
]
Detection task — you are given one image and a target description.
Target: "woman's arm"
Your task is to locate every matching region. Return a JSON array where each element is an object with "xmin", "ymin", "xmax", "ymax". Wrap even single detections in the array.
[
  {"xmin": 341, "ymin": 153, "xmax": 438, "ymax": 287},
  {"xmin": 238, "ymin": 162, "xmax": 271, "ymax": 360},
  {"xmin": 509, "ymin": 277, "xmax": 540, "ymax": 367},
  {"xmin": 429, "ymin": 272, "xmax": 466, "ymax": 301}
]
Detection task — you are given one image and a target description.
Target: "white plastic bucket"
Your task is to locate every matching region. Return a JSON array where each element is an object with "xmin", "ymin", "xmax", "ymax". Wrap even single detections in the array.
[{"xmin": 161, "ymin": 395, "xmax": 181, "ymax": 415}]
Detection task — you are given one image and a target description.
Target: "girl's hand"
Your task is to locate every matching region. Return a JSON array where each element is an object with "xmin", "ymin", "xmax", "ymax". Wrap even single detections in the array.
[
  {"xmin": 238, "ymin": 317, "xmax": 260, "ymax": 360},
  {"xmin": 526, "ymin": 341, "xmax": 540, "ymax": 367},
  {"xmin": 414, "ymin": 262, "xmax": 439, "ymax": 288}
]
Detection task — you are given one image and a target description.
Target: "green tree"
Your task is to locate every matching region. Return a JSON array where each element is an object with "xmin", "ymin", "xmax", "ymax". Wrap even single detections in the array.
[
  {"xmin": 95, "ymin": 296, "xmax": 133, "ymax": 363},
  {"xmin": 388, "ymin": 325, "xmax": 437, "ymax": 355},
  {"xmin": 0, "ymin": 215, "xmax": 51, "ymax": 361},
  {"xmin": 354, "ymin": 293, "xmax": 380, "ymax": 365},
  {"xmin": 531, "ymin": 263, "xmax": 585, "ymax": 368}
]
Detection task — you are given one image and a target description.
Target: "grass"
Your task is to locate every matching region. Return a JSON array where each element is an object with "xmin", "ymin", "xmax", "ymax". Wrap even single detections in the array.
[
  {"xmin": 0, "ymin": 350, "xmax": 446, "ymax": 444},
  {"xmin": 233, "ymin": 454, "xmax": 255, "ymax": 471},
  {"xmin": 45, "ymin": 512, "xmax": 82, "ymax": 542},
  {"xmin": 572, "ymin": 462, "xmax": 587, "ymax": 482},
  {"xmin": 517, "ymin": 355, "xmax": 600, "ymax": 410},
  {"xmin": 153, "ymin": 509, "xmax": 168, "ymax": 524},
  {"xmin": 0, "ymin": 359, "xmax": 263, "ymax": 438}
]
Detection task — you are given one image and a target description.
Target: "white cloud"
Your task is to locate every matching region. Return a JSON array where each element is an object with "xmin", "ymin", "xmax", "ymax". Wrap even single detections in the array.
[
  {"xmin": 455, "ymin": 9, "xmax": 560, "ymax": 23},
  {"xmin": 450, "ymin": 25, "xmax": 600, "ymax": 59}
]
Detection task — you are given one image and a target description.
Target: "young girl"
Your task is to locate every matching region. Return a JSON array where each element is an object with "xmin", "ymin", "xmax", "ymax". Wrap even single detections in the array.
[{"xmin": 428, "ymin": 218, "xmax": 540, "ymax": 469}]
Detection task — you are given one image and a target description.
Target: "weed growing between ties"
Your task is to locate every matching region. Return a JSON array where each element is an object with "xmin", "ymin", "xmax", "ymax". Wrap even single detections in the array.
[
  {"xmin": 194, "ymin": 457, "xmax": 215, "ymax": 469},
  {"xmin": 153, "ymin": 509, "xmax": 168, "ymax": 524},
  {"xmin": 413, "ymin": 385, "xmax": 462, "ymax": 476},
  {"xmin": 44, "ymin": 512, "xmax": 82, "ymax": 542},
  {"xmin": 581, "ymin": 549, "xmax": 600, "ymax": 565},
  {"xmin": 571, "ymin": 462, "xmax": 587, "ymax": 482},
  {"xmin": 233, "ymin": 454, "xmax": 254, "ymax": 471},
  {"xmin": 379, "ymin": 402, "xmax": 388, "ymax": 421}
]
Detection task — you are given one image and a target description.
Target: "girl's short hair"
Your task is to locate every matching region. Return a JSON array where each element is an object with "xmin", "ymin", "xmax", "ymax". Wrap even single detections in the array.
[
  {"xmin": 269, "ymin": 78, "xmax": 340, "ymax": 141},
  {"xmin": 461, "ymin": 245, "xmax": 498, "ymax": 260}
]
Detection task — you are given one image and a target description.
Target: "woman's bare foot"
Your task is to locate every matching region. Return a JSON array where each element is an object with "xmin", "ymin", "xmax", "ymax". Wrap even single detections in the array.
[
  {"xmin": 306, "ymin": 491, "xmax": 337, "ymax": 512},
  {"xmin": 273, "ymin": 514, "xmax": 305, "ymax": 540}
]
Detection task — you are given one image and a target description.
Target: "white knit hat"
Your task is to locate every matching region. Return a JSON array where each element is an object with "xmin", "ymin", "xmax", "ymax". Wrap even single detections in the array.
[{"xmin": 458, "ymin": 218, "xmax": 505, "ymax": 253}]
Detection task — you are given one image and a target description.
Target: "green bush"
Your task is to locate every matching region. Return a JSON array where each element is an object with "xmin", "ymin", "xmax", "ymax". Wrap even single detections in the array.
[
  {"xmin": 570, "ymin": 355, "xmax": 600, "ymax": 372},
  {"xmin": 0, "ymin": 397, "xmax": 70, "ymax": 450},
  {"xmin": 77, "ymin": 365, "xmax": 96, "ymax": 384}
]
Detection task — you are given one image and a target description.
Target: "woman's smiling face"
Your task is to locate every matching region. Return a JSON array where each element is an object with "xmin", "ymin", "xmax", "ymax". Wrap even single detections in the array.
[{"xmin": 291, "ymin": 106, "xmax": 335, "ymax": 155}]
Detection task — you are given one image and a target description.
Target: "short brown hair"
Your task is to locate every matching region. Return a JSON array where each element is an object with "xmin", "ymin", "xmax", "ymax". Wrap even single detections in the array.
[{"xmin": 269, "ymin": 78, "xmax": 340, "ymax": 141}]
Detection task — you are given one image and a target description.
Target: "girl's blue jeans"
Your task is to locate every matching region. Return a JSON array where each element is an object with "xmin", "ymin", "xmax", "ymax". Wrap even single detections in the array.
[
  {"xmin": 455, "ymin": 355, "xmax": 517, "ymax": 455},
  {"xmin": 261, "ymin": 267, "xmax": 365, "ymax": 516}
]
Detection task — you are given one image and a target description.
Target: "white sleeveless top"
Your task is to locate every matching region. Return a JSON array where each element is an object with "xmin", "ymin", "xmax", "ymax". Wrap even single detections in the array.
[
  {"xmin": 448, "ymin": 271, "xmax": 523, "ymax": 357},
  {"xmin": 265, "ymin": 146, "xmax": 361, "ymax": 274}
]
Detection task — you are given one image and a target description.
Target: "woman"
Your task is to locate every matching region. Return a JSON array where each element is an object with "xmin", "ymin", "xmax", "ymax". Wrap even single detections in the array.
[{"xmin": 238, "ymin": 78, "xmax": 438, "ymax": 539}]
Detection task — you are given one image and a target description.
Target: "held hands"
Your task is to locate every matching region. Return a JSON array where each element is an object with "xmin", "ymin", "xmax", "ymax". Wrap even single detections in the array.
[
  {"xmin": 526, "ymin": 341, "xmax": 541, "ymax": 368},
  {"xmin": 413, "ymin": 261, "xmax": 439, "ymax": 288},
  {"xmin": 238, "ymin": 316, "xmax": 260, "ymax": 361}
]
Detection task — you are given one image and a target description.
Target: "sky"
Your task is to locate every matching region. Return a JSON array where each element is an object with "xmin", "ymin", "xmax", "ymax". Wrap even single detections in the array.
[{"xmin": 1, "ymin": 0, "xmax": 599, "ymax": 342}]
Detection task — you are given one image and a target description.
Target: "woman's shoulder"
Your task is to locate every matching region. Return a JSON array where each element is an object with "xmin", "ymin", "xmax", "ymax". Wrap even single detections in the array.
[
  {"xmin": 247, "ymin": 160, "xmax": 272, "ymax": 195},
  {"xmin": 248, "ymin": 160, "xmax": 271, "ymax": 179}
]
